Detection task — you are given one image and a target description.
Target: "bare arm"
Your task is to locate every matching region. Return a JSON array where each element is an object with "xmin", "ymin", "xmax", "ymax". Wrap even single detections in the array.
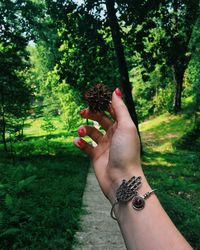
[
  {"xmin": 74, "ymin": 88, "xmax": 192, "ymax": 250},
  {"xmin": 112, "ymin": 173, "xmax": 192, "ymax": 250}
]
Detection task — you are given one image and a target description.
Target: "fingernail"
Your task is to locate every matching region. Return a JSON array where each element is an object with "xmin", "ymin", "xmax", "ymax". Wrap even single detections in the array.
[
  {"xmin": 74, "ymin": 138, "xmax": 85, "ymax": 147},
  {"xmin": 78, "ymin": 127, "xmax": 85, "ymax": 137},
  {"xmin": 115, "ymin": 88, "xmax": 122, "ymax": 97},
  {"xmin": 77, "ymin": 139, "xmax": 84, "ymax": 147},
  {"xmin": 80, "ymin": 109, "xmax": 86, "ymax": 116}
]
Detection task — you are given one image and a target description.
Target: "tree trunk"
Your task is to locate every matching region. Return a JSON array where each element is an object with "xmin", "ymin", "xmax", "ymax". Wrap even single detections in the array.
[
  {"xmin": 2, "ymin": 113, "xmax": 7, "ymax": 152},
  {"xmin": 1, "ymin": 89, "xmax": 8, "ymax": 152},
  {"xmin": 9, "ymin": 133, "xmax": 16, "ymax": 165},
  {"xmin": 105, "ymin": 0, "xmax": 139, "ymax": 130},
  {"xmin": 172, "ymin": 66, "xmax": 184, "ymax": 114}
]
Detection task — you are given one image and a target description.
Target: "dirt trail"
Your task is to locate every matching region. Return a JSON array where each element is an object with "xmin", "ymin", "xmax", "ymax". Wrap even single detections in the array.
[{"xmin": 73, "ymin": 169, "xmax": 126, "ymax": 250}]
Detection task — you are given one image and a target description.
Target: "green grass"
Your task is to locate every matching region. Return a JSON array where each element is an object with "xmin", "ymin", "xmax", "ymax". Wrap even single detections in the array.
[
  {"xmin": 140, "ymin": 113, "xmax": 192, "ymax": 152},
  {"xmin": 140, "ymin": 113, "xmax": 200, "ymax": 249},
  {"xmin": 23, "ymin": 117, "xmax": 67, "ymax": 137},
  {"xmin": 0, "ymin": 127, "xmax": 89, "ymax": 249}
]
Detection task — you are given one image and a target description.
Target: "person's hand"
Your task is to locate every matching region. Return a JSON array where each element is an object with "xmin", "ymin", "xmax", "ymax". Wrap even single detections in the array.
[
  {"xmin": 74, "ymin": 88, "xmax": 145, "ymax": 203},
  {"xmin": 75, "ymin": 88, "xmax": 193, "ymax": 250}
]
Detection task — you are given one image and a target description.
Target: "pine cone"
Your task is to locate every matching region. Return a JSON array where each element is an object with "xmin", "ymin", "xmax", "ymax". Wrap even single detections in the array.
[{"xmin": 84, "ymin": 84, "xmax": 112, "ymax": 112}]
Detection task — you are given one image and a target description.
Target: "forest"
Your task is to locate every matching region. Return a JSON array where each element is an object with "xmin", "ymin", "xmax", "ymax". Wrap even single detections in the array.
[{"xmin": 0, "ymin": 0, "xmax": 200, "ymax": 249}]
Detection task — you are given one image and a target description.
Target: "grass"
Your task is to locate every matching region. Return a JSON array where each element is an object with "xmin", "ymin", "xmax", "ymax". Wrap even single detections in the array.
[
  {"xmin": 24, "ymin": 117, "xmax": 67, "ymax": 137},
  {"xmin": 0, "ymin": 121, "xmax": 89, "ymax": 250},
  {"xmin": 140, "ymin": 113, "xmax": 200, "ymax": 250}
]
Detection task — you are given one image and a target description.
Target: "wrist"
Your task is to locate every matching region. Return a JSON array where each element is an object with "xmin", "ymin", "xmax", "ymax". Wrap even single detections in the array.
[
  {"xmin": 107, "ymin": 167, "xmax": 150, "ymax": 205},
  {"xmin": 113, "ymin": 189, "xmax": 157, "ymax": 223},
  {"xmin": 109, "ymin": 172, "xmax": 155, "ymax": 221}
]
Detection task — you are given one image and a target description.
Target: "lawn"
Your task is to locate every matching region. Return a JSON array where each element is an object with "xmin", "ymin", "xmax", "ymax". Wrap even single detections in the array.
[{"xmin": 140, "ymin": 113, "xmax": 200, "ymax": 250}]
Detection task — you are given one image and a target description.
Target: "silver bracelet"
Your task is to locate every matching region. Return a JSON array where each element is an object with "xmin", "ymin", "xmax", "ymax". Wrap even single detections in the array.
[{"xmin": 110, "ymin": 176, "xmax": 156, "ymax": 220}]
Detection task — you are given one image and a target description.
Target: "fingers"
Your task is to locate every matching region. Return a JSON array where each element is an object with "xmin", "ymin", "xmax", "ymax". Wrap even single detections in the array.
[
  {"xmin": 107, "ymin": 104, "xmax": 116, "ymax": 120},
  {"xmin": 74, "ymin": 137, "xmax": 94, "ymax": 158},
  {"xmin": 74, "ymin": 125, "xmax": 104, "ymax": 158},
  {"xmin": 78, "ymin": 125, "xmax": 103, "ymax": 144},
  {"xmin": 80, "ymin": 108, "xmax": 113, "ymax": 131},
  {"xmin": 111, "ymin": 88, "xmax": 133, "ymax": 126}
]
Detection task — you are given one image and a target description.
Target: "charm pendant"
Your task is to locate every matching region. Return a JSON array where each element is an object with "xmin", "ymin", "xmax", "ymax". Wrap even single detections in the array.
[
  {"xmin": 132, "ymin": 189, "xmax": 157, "ymax": 210},
  {"xmin": 116, "ymin": 176, "xmax": 141, "ymax": 202},
  {"xmin": 132, "ymin": 196, "xmax": 145, "ymax": 210},
  {"xmin": 110, "ymin": 175, "xmax": 157, "ymax": 220}
]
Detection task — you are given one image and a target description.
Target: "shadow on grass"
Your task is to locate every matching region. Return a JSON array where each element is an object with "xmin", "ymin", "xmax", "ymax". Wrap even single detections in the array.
[{"xmin": 141, "ymin": 148, "xmax": 200, "ymax": 250}]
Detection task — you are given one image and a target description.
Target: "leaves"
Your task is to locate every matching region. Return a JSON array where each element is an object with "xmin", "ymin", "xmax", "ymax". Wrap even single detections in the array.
[
  {"xmin": 0, "ymin": 228, "xmax": 21, "ymax": 239},
  {"xmin": 5, "ymin": 194, "xmax": 13, "ymax": 208},
  {"xmin": 17, "ymin": 176, "xmax": 37, "ymax": 192}
]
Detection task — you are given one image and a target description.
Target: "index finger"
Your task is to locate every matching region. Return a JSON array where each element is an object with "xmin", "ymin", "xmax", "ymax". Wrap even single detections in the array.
[{"xmin": 80, "ymin": 108, "xmax": 113, "ymax": 131}]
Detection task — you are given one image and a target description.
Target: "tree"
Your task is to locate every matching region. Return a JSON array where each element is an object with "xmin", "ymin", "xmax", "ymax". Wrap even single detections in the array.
[
  {"xmin": 46, "ymin": 1, "xmax": 118, "ymax": 88},
  {"xmin": 41, "ymin": 116, "xmax": 56, "ymax": 136},
  {"xmin": 0, "ymin": 43, "xmax": 31, "ymax": 151},
  {"xmin": 188, "ymin": 14, "xmax": 200, "ymax": 126},
  {"xmin": 45, "ymin": 0, "xmax": 139, "ymax": 129},
  {"xmin": 105, "ymin": 0, "xmax": 139, "ymax": 129},
  {"xmin": 0, "ymin": 0, "xmax": 38, "ymax": 151},
  {"xmin": 27, "ymin": 41, "xmax": 61, "ymax": 118},
  {"xmin": 118, "ymin": 0, "xmax": 199, "ymax": 113}
]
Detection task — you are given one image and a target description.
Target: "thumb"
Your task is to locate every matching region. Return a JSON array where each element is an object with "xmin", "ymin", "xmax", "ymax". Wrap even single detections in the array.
[{"xmin": 112, "ymin": 88, "xmax": 132, "ymax": 124}]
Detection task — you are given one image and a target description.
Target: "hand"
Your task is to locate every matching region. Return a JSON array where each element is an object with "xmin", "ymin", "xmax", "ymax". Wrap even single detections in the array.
[
  {"xmin": 75, "ymin": 89, "xmax": 193, "ymax": 250},
  {"xmin": 74, "ymin": 88, "xmax": 144, "ymax": 203}
]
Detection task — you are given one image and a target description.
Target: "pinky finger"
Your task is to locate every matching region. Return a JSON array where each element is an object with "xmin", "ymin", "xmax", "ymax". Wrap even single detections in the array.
[{"xmin": 74, "ymin": 137, "xmax": 94, "ymax": 158}]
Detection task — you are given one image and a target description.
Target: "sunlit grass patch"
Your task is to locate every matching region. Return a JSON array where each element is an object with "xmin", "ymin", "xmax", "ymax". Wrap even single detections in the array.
[
  {"xmin": 153, "ymin": 141, "xmax": 174, "ymax": 152},
  {"xmin": 140, "ymin": 113, "xmax": 191, "ymax": 138},
  {"xmin": 140, "ymin": 113, "xmax": 169, "ymax": 132},
  {"xmin": 24, "ymin": 117, "xmax": 67, "ymax": 137},
  {"xmin": 24, "ymin": 117, "xmax": 45, "ymax": 136}
]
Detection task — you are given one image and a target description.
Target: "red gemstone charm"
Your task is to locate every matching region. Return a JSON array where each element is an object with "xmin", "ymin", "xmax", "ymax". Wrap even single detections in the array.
[{"xmin": 132, "ymin": 196, "xmax": 145, "ymax": 210}]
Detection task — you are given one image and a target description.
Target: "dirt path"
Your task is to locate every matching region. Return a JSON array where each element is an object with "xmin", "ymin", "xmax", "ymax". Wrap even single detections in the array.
[{"xmin": 73, "ymin": 168, "xmax": 126, "ymax": 250}]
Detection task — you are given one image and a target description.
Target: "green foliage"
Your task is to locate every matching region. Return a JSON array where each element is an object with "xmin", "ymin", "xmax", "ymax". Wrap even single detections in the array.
[
  {"xmin": 131, "ymin": 64, "xmax": 173, "ymax": 121},
  {"xmin": 0, "ymin": 133, "xmax": 89, "ymax": 250},
  {"xmin": 188, "ymin": 15, "xmax": 200, "ymax": 125},
  {"xmin": 41, "ymin": 116, "xmax": 56, "ymax": 135},
  {"xmin": 26, "ymin": 0, "xmax": 200, "ymax": 124},
  {"xmin": 27, "ymin": 43, "xmax": 57, "ymax": 94},
  {"xmin": 153, "ymin": 84, "xmax": 174, "ymax": 114},
  {"xmin": 46, "ymin": 0, "xmax": 118, "ymax": 91},
  {"xmin": 55, "ymin": 81, "xmax": 83, "ymax": 131},
  {"xmin": 123, "ymin": 0, "xmax": 199, "ymax": 71},
  {"xmin": 0, "ymin": 0, "xmax": 41, "ymax": 151},
  {"xmin": 44, "ymin": 67, "xmax": 83, "ymax": 130},
  {"xmin": 121, "ymin": 0, "xmax": 199, "ymax": 113},
  {"xmin": 17, "ymin": 175, "xmax": 37, "ymax": 192}
]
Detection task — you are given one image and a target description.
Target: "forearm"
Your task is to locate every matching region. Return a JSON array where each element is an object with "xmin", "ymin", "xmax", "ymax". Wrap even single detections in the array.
[{"xmin": 111, "ymin": 172, "xmax": 192, "ymax": 250}]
